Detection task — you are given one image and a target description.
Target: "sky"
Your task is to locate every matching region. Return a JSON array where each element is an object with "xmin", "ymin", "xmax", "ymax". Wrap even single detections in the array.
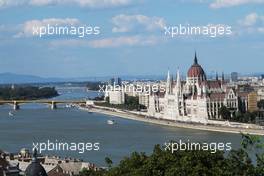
[{"xmin": 0, "ymin": 0, "xmax": 264, "ymax": 78}]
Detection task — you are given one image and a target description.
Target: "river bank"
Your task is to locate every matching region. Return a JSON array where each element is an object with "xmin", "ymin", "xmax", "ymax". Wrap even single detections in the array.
[{"xmin": 79, "ymin": 105, "xmax": 264, "ymax": 136}]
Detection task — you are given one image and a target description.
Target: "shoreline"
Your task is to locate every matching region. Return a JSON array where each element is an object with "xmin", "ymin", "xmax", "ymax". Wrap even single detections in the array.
[{"xmin": 79, "ymin": 106, "xmax": 264, "ymax": 136}]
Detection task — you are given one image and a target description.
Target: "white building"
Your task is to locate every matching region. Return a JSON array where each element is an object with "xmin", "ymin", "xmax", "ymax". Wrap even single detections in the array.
[
  {"xmin": 148, "ymin": 53, "xmax": 252, "ymax": 123},
  {"xmin": 138, "ymin": 93, "xmax": 149, "ymax": 107},
  {"xmin": 108, "ymin": 91, "xmax": 125, "ymax": 105},
  {"xmin": 257, "ymin": 87, "xmax": 264, "ymax": 101}
]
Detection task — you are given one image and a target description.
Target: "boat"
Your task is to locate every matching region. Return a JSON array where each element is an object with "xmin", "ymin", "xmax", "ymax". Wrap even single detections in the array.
[
  {"xmin": 9, "ymin": 111, "xmax": 14, "ymax": 117},
  {"xmin": 66, "ymin": 104, "xmax": 74, "ymax": 108},
  {"xmin": 107, "ymin": 120, "xmax": 115, "ymax": 125}
]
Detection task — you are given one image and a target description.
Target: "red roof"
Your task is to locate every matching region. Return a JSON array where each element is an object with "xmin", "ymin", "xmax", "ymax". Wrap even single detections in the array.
[
  {"xmin": 187, "ymin": 54, "xmax": 206, "ymax": 79},
  {"xmin": 207, "ymin": 80, "xmax": 222, "ymax": 89},
  {"xmin": 209, "ymin": 93, "xmax": 226, "ymax": 101}
]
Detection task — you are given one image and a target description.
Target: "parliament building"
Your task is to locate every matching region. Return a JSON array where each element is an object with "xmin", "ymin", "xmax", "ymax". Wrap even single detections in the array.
[{"xmin": 148, "ymin": 53, "xmax": 256, "ymax": 123}]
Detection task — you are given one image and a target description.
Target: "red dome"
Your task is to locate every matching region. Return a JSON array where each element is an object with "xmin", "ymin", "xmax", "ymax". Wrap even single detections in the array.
[
  {"xmin": 187, "ymin": 53, "xmax": 206, "ymax": 79},
  {"xmin": 188, "ymin": 64, "xmax": 205, "ymax": 77}
]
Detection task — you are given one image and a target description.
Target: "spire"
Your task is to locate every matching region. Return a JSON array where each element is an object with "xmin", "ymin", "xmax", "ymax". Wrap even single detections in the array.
[
  {"xmin": 194, "ymin": 51, "xmax": 198, "ymax": 64},
  {"xmin": 166, "ymin": 70, "xmax": 171, "ymax": 95},
  {"xmin": 176, "ymin": 69, "xmax": 181, "ymax": 88},
  {"xmin": 222, "ymin": 72, "xmax": 225, "ymax": 81},
  {"xmin": 216, "ymin": 71, "xmax": 219, "ymax": 81},
  {"xmin": 202, "ymin": 84, "xmax": 207, "ymax": 95},
  {"xmin": 166, "ymin": 69, "xmax": 170, "ymax": 82},
  {"xmin": 32, "ymin": 148, "xmax": 38, "ymax": 163},
  {"xmin": 192, "ymin": 77, "xmax": 195, "ymax": 96},
  {"xmin": 176, "ymin": 69, "xmax": 181, "ymax": 96}
]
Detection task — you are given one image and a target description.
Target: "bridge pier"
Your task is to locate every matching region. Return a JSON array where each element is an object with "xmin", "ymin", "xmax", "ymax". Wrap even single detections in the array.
[
  {"xmin": 13, "ymin": 101, "xmax": 20, "ymax": 110},
  {"xmin": 51, "ymin": 101, "xmax": 57, "ymax": 110}
]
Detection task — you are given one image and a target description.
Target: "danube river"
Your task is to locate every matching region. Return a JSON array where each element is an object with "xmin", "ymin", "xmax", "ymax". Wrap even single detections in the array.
[{"xmin": 0, "ymin": 85, "xmax": 242, "ymax": 166}]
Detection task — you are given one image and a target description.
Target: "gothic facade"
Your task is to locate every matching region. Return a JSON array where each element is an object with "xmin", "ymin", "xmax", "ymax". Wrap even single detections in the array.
[{"xmin": 148, "ymin": 53, "xmax": 250, "ymax": 123}]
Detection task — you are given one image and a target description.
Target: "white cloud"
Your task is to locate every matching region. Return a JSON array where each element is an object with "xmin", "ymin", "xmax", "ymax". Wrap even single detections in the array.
[
  {"xmin": 30, "ymin": 0, "xmax": 132, "ymax": 7},
  {"xmin": 237, "ymin": 13, "xmax": 264, "ymax": 34},
  {"xmin": 112, "ymin": 14, "xmax": 166, "ymax": 33},
  {"xmin": 210, "ymin": 0, "xmax": 264, "ymax": 8},
  {"xmin": 0, "ymin": 0, "xmax": 25, "ymax": 7},
  {"xmin": 50, "ymin": 36, "xmax": 161, "ymax": 48},
  {"xmin": 257, "ymin": 27, "xmax": 264, "ymax": 33},
  {"xmin": 0, "ymin": 0, "xmax": 132, "ymax": 8},
  {"xmin": 89, "ymin": 36, "xmax": 160, "ymax": 47},
  {"xmin": 15, "ymin": 18, "xmax": 80, "ymax": 38},
  {"xmin": 238, "ymin": 13, "xmax": 259, "ymax": 26}
]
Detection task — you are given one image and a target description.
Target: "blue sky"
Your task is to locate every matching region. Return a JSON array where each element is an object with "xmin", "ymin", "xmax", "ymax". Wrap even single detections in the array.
[{"xmin": 0, "ymin": 0, "xmax": 264, "ymax": 78}]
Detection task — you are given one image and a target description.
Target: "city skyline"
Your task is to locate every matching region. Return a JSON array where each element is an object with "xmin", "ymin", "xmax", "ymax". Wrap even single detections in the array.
[{"xmin": 0, "ymin": 0, "xmax": 264, "ymax": 77}]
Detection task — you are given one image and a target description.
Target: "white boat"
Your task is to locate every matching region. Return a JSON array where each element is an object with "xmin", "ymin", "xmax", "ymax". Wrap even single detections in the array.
[
  {"xmin": 107, "ymin": 120, "xmax": 115, "ymax": 125},
  {"xmin": 9, "ymin": 111, "xmax": 14, "ymax": 117},
  {"xmin": 66, "ymin": 104, "xmax": 73, "ymax": 108}
]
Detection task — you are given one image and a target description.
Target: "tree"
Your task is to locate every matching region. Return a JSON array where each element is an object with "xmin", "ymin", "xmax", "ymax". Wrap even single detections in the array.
[
  {"xmin": 96, "ymin": 95, "xmax": 146, "ymax": 111},
  {"xmin": 79, "ymin": 168, "xmax": 106, "ymax": 176},
  {"xmin": 234, "ymin": 111, "xmax": 243, "ymax": 122},
  {"xmin": 0, "ymin": 86, "xmax": 58, "ymax": 100},
  {"xmin": 258, "ymin": 100, "xmax": 264, "ymax": 109},
  {"xmin": 241, "ymin": 134, "xmax": 264, "ymax": 175},
  {"xmin": 79, "ymin": 134, "xmax": 264, "ymax": 176},
  {"xmin": 105, "ymin": 96, "xmax": 110, "ymax": 104},
  {"xmin": 219, "ymin": 106, "xmax": 231, "ymax": 120},
  {"xmin": 105, "ymin": 157, "xmax": 113, "ymax": 168}
]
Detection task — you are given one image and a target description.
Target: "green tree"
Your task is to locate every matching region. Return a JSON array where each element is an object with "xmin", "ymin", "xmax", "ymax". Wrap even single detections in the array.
[
  {"xmin": 0, "ymin": 86, "xmax": 58, "ymax": 100},
  {"xmin": 258, "ymin": 100, "xmax": 264, "ymax": 109},
  {"xmin": 79, "ymin": 134, "xmax": 264, "ymax": 176},
  {"xmin": 219, "ymin": 106, "xmax": 231, "ymax": 120},
  {"xmin": 105, "ymin": 96, "xmax": 110, "ymax": 104},
  {"xmin": 105, "ymin": 157, "xmax": 113, "ymax": 168},
  {"xmin": 241, "ymin": 134, "xmax": 264, "ymax": 175},
  {"xmin": 79, "ymin": 168, "xmax": 106, "ymax": 176}
]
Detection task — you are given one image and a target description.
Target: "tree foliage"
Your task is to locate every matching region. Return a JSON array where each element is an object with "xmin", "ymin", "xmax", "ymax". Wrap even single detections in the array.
[
  {"xmin": 0, "ymin": 86, "xmax": 58, "ymax": 100},
  {"xmin": 95, "ymin": 95, "xmax": 146, "ymax": 111},
  {"xmin": 86, "ymin": 82, "xmax": 103, "ymax": 91},
  {"xmin": 219, "ymin": 106, "xmax": 231, "ymax": 120},
  {"xmin": 79, "ymin": 134, "xmax": 264, "ymax": 176},
  {"xmin": 258, "ymin": 100, "xmax": 264, "ymax": 109},
  {"xmin": 219, "ymin": 105, "xmax": 260, "ymax": 124}
]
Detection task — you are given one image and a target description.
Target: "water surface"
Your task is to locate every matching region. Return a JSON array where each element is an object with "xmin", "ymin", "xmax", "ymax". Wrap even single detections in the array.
[{"xmin": 0, "ymin": 86, "xmax": 242, "ymax": 166}]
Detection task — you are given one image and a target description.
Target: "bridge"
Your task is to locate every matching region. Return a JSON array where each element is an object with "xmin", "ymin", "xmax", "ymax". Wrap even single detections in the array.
[{"xmin": 0, "ymin": 100, "xmax": 88, "ymax": 110}]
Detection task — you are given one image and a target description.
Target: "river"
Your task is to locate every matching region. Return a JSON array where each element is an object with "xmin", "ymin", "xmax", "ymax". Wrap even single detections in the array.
[{"xmin": 0, "ymin": 85, "xmax": 242, "ymax": 166}]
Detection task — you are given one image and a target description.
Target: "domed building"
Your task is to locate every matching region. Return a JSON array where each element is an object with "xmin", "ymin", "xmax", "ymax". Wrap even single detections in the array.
[
  {"xmin": 187, "ymin": 52, "xmax": 206, "ymax": 81},
  {"xmin": 185, "ymin": 52, "xmax": 207, "ymax": 95},
  {"xmin": 160, "ymin": 52, "xmax": 210, "ymax": 122},
  {"xmin": 147, "ymin": 52, "xmax": 252, "ymax": 123},
  {"xmin": 147, "ymin": 51, "xmax": 252, "ymax": 122},
  {"xmin": 25, "ymin": 149, "xmax": 47, "ymax": 176}
]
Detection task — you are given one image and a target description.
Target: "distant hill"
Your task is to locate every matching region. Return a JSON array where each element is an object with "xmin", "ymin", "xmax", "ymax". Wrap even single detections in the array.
[
  {"xmin": 2, "ymin": 72, "xmax": 261, "ymax": 85},
  {"xmin": 0, "ymin": 73, "xmax": 65, "ymax": 84},
  {"xmin": 0, "ymin": 73, "xmax": 167, "ymax": 84}
]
